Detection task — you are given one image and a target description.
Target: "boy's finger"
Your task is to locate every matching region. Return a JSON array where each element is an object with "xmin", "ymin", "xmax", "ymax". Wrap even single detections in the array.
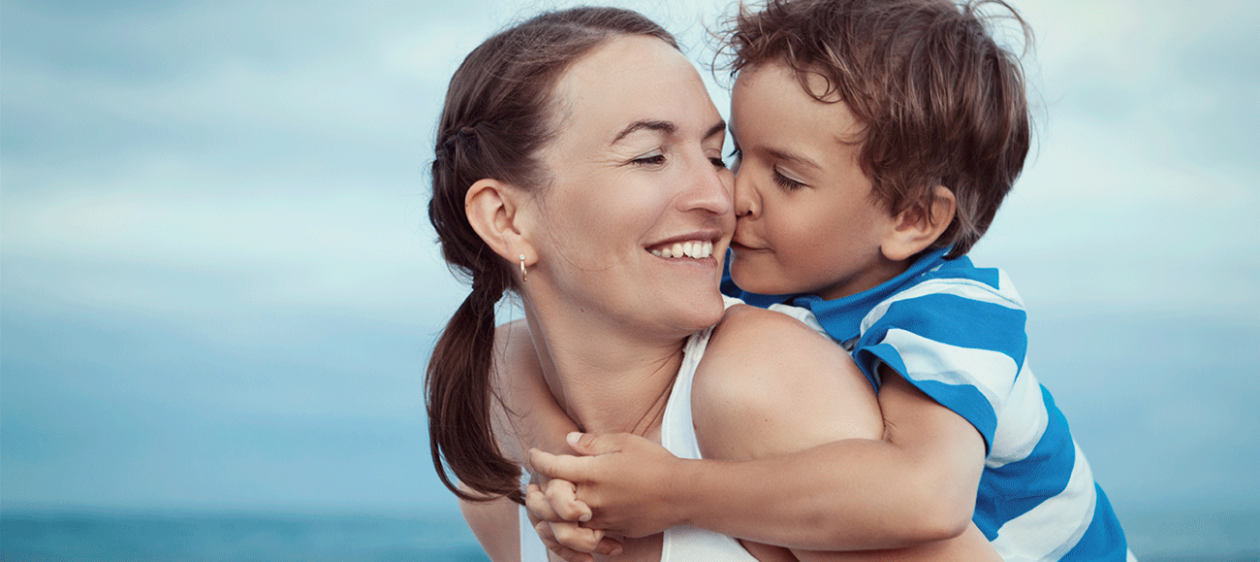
[
  {"xmin": 529, "ymin": 448, "xmax": 590, "ymax": 482},
  {"xmin": 544, "ymin": 479, "xmax": 592, "ymax": 522},
  {"xmin": 565, "ymin": 431, "xmax": 624, "ymax": 456}
]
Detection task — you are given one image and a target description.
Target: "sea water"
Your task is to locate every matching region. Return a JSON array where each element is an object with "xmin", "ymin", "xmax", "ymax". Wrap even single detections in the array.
[
  {"xmin": 3, "ymin": 507, "xmax": 1258, "ymax": 561},
  {"xmin": 0, "ymin": 510, "xmax": 489, "ymax": 562}
]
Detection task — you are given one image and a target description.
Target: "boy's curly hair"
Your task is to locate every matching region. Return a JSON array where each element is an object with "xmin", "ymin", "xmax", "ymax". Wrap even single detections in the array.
[{"xmin": 721, "ymin": 0, "xmax": 1031, "ymax": 257}]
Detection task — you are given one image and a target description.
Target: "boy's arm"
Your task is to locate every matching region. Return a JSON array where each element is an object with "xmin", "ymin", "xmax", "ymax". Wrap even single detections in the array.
[
  {"xmin": 686, "ymin": 303, "xmax": 997, "ymax": 561},
  {"xmin": 697, "ymin": 367, "xmax": 986, "ymax": 549},
  {"xmin": 531, "ymin": 364, "xmax": 987, "ymax": 551}
]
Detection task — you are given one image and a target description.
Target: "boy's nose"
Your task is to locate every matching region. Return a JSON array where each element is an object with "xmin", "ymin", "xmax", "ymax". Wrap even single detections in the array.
[{"xmin": 733, "ymin": 170, "xmax": 759, "ymax": 218}]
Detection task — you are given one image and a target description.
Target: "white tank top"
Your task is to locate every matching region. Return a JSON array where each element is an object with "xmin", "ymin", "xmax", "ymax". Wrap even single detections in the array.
[{"xmin": 520, "ymin": 297, "xmax": 759, "ymax": 562}]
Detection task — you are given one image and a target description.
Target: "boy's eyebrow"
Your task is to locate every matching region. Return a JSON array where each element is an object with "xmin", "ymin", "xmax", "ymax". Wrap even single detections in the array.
[{"xmin": 764, "ymin": 147, "xmax": 822, "ymax": 172}]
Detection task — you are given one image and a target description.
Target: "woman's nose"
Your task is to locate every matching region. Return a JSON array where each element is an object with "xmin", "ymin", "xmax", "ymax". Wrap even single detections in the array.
[{"xmin": 683, "ymin": 158, "xmax": 734, "ymax": 217}]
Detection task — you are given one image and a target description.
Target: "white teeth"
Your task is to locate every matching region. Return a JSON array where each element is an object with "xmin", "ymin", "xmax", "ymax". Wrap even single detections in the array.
[{"xmin": 651, "ymin": 240, "xmax": 714, "ymax": 260}]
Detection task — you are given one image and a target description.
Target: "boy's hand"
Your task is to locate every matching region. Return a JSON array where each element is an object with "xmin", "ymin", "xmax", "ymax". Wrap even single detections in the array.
[
  {"xmin": 528, "ymin": 431, "xmax": 686, "ymax": 539},
  {"xmin": 525, "ymin": 482, "xmax": 623, "ymax": 562}
]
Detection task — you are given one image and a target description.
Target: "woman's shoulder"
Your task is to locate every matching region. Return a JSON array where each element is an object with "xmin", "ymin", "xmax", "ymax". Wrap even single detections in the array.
[
  {"xmin": 691, "ymin": 304, "xmax": 882, "ymax": 460},
  {"xmin": 702, "ymin": 303, "xmax": 852, "ymax": 392},
  {"xmin": 710, "ymin": 302, "xmax": 835, "ymax": 355}
]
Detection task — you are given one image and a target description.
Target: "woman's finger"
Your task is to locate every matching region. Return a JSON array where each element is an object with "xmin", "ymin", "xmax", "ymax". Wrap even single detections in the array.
[
  {"xmin": 534, "ymin": 521, "xmax": 594, "ymax": 562},
  {"xmin": 544, "ymin": 478, "xmax": 592, "ymax": 522},
  {"xmin": 529, "ymin": 448, "xmax": 592, "ymax": 482},
  {"xmin": 526, "ymin": 484, "xmax": 562, "ymax": 522},
  {"xmin": 550, "ymin": 520, "xmax": 605, "ymax": 553}
]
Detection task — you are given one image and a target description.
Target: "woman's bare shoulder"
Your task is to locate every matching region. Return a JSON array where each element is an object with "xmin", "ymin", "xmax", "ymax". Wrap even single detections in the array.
[
  {"xmin": 708, "ymin": 303, "xmax": 841, "ymax": 362},
  {"xmin": 692, "ymin": 304, "xmax": 882, "ymax": 460}
]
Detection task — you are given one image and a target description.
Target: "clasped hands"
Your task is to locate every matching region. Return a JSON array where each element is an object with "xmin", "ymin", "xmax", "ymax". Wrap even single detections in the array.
[{"xmin": 526, "ymin": 431, "xmax": 686, "ymax": 562}]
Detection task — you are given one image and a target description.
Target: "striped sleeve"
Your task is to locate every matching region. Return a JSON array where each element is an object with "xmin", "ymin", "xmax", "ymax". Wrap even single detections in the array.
[{"xmin": 851, "ymin": 275, "xmax": 1028, "ymax": 451}]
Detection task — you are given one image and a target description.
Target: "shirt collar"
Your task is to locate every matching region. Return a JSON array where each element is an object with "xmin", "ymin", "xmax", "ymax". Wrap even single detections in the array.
[{"xmin": 744, "ymin": 247, "xmax": 953, "ymax": 343}]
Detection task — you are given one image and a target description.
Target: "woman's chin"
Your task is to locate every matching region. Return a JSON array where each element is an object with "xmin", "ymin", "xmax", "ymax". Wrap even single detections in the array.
[{"xmin": 686, "ymin": 292, "xmax": 728, "ymax": 330}]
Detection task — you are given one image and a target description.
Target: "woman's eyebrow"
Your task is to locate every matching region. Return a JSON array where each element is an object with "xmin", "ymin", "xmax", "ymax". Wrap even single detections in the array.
[
  {"xmin": 611, "ymin": 119, "xmax": 727, "ymax": 146},
  {"xmin": 704, "ymin": 120, "xmax": 726, "ymax": 141},
  {"xmin": 612, "ymin": 120, "xmax": 676, "ymax": 144}
]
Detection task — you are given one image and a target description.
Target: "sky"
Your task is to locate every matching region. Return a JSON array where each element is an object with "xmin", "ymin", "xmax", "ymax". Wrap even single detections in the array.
[{"xmin": 2, "ymin": 0, "xmax": 1258, "ymax": 535}]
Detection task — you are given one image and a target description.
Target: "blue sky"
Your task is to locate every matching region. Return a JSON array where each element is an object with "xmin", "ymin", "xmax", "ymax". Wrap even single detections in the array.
[{"xmin": 2, "ymin": 0, "xmax": 1257, "ymax": 527}]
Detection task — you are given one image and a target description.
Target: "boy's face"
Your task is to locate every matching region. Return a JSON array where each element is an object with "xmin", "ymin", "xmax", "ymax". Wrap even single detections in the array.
[{"xmin": 728, "ymin": 63, "xmax": 902, "ymax": 301}]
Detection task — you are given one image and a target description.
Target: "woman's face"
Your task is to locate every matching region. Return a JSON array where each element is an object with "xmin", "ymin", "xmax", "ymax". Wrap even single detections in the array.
[{"xmin": 527, "ymin": 35, "xmax": 733, "ymax": 336}]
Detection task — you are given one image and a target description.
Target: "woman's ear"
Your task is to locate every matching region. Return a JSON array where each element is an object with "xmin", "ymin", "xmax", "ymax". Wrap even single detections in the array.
[
  {"xmin": 465, "ymin": 178, "xmax": 534, "ymax": 263},
  {"xmin": 881, "ymin": 185, "xmax": 956, "ymax": 262}
]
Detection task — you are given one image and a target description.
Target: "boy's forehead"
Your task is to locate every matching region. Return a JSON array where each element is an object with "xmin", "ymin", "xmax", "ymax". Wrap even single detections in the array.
[
  {"xmin": 732, "ymin": 62, "xmax": 863, "ymax": 144},
  {"xmin": 736, "ymin": 62, "xmax": 842, "ymax": 104}
]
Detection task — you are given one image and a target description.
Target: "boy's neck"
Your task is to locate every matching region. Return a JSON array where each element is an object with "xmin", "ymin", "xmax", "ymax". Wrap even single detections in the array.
[
  {"xmin": 788, "ymin": 247, "xmax": 954, "ymax": 341},
  {"xmin": 820, "ymin": 248, "xmax": 952, "ymax": 303},
  {"xmin": 816, "ymin": 254, "xmax": 913, "ymax": 302}
]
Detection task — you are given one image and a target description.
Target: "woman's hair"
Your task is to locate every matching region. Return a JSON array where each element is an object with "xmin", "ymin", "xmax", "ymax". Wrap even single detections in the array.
[
  {"xmin": 427, "ymin": 7, "xmax": 678, "ymax": 504},
  {"xmin": 721, "ymin": 0, "xmax": 1031, "ymax": 257}
]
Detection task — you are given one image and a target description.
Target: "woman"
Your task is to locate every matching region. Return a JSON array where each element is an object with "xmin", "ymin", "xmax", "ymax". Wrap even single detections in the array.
[{"xmin": 426, "ymin": 7, "xmax": 988, "ymax": 562}]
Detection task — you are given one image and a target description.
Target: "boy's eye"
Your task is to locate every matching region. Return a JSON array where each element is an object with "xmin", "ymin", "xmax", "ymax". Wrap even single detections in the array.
[
  {"xmin": 772, "ymin": 169, "xmax": 806, "ymax": 191},
  {"xmin": 726, "ymin": 146, "xmax": 742, "ymax": 165}
]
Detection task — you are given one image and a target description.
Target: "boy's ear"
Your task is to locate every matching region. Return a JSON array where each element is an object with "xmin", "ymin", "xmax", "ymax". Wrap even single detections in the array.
[
  {"xmin": 881, "ymin": 185, "xmax": 956, "ymax": 262},
  {"xmin": 465, "ymin": 178, "xmax": 535, "ymax": 264}
]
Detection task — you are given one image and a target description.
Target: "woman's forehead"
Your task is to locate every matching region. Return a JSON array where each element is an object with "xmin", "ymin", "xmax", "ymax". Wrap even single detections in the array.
[{"xmin": 550, "ymin": 35, "xmax": 717, "ymax": 146}]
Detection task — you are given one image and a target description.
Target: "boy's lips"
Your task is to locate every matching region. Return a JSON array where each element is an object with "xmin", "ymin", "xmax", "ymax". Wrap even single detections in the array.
[{"xmin": 729, "ymin": 234, "xmax": 763, "ymax": 252}]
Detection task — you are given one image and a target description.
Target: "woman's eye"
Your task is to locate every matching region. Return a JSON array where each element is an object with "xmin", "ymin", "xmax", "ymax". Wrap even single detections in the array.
[
  {"xmin": 772, "ymin": 169, "xmax": 806, "ymax": 191},
  {"xmin": 709, "ymin": 156, "xmax": 727, "ymax": 169},
  {"xmin": 630, "ymin": 153, "xmax": 666, "ymax": 166}
]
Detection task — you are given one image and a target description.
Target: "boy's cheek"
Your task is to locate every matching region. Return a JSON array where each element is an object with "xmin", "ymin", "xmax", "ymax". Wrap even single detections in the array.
[{"xmin": 729, "ymin": 253, "xmax": 784, "ymax": 294}]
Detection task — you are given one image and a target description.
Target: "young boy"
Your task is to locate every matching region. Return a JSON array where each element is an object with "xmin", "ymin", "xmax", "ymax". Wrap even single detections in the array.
[{"xmin": 522, "ymin": 0, "xmax": 1132, "ymax": 560}]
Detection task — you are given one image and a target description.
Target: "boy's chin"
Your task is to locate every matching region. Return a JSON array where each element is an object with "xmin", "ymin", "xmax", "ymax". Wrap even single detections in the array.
[{"xmin": 730, "ymin": 272, "xmax": 789, "ymax": 296}]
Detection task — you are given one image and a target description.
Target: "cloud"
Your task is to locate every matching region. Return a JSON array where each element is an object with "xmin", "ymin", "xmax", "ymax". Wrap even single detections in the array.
[
  {"xmin": 967, "ymin": 0, "xmax": 1260, "ymax": 318},
  {"xmin": 1020, "ymin": 0, "xmax": 1260, "ymax": 170}
]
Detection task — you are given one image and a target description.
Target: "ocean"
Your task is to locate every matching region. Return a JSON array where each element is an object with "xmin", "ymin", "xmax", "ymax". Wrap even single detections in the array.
[
  {"xmin": 2, "ymin": 507, "xmax": 1257, "ymax": 561},
  {"xmin": 0, "ymin": 510, "xmax": 489, "ymax": 562}
]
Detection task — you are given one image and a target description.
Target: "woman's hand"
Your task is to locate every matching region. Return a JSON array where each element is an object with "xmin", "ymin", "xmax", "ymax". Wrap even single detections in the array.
[{"xmin": 525, "ymin": 481, "xmax": 622, "ymax": 562}]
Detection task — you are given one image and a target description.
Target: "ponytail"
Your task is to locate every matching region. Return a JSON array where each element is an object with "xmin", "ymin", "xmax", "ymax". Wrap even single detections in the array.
[{"xmin": 426, "ymin": 267, "xmax": 522, "ymax": 503}]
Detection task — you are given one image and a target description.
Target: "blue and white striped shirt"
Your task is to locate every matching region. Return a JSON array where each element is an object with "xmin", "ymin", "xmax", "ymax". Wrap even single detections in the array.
[{"xmin": 728, "ymin": 247, "xmax": 1132, "ymax": 561}]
